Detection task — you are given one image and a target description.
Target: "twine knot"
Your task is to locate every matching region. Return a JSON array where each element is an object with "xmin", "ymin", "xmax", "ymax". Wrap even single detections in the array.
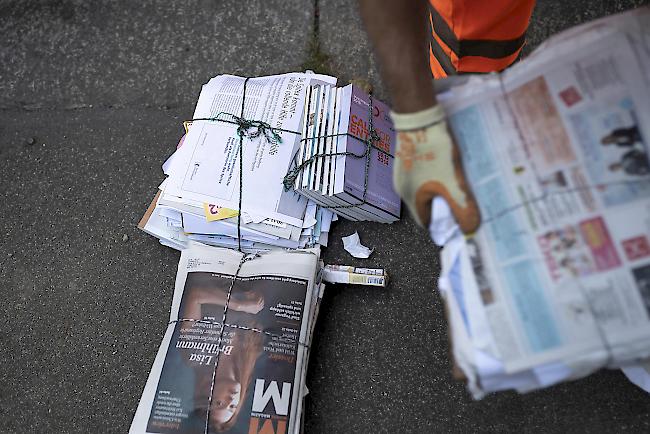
[
  {"xmin": 367, "ymin": 127, "xmax": 380, "ymax": 147},
  {"xmin": 214, "ymin": 112, "xmax": 283, "ymax": 144},
  {"xmin": 283, "ymin": 167, "xmax": 300, "ymax": 191}
]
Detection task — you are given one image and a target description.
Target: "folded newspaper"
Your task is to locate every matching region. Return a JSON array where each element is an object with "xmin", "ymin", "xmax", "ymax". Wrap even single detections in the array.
[
  {"xmin": 138, "ymin": 72, "xmax": 341, "ymax": 253},
  {"xmin": 432, "ymin": 7, "xmax": 650, "ymax": 398},
  {"xmin": 130, "ymin": 245, "xmax": 323, "ymax": 434}
]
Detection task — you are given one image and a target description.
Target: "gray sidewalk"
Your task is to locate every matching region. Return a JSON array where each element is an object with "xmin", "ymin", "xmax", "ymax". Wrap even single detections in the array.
[{"xmin": 1, "ymin": 1, "xmax": 649, "ymax": 433}]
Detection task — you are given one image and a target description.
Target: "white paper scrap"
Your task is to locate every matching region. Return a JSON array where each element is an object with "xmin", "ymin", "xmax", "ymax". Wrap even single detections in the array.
[
  {"xmin": 302, "ymin": 202, "xmax": 318, "ymax": 228},
  {"xmin": 428, "ymin": 197, "xmax": 460, "ymax": 246},
  {"xmin": 622, "ymin": 363, "xmax": 650, "ymax": 393},
  {"xmin": 342, "ymin": 232, "xmax": 373, "ymax": 259},
  {"xmin": 162, "ymin": 152, "xmax": 175, "ymax": 176}
]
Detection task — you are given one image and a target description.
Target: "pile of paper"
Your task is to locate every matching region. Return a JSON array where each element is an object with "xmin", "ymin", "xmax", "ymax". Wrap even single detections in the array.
[
  {"xmin": 132, "ymin": 71, "xmax": 399, "ymax": 434},
  {"xmin": 130, "ymin": 244, "xmax": 324, "ymax": 434},
  {"xmin": 432, "ymin": 7, "xmax": 650, "ymax": 398},
  {"xmin": 293, "ymin": 83, "xmax": 401, "ymax": 223},
  {"xmin": 138, "ymin": 72, "xmax": 343, "ymax": 253}
]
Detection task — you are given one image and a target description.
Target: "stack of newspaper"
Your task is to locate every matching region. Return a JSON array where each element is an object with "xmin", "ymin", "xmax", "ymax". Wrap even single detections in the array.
[
  {"xmin": 432, "ymin": 7, "xmax": 650, "ymax": 398},
  {"xmin": 132, "ymin": 72, "xmax": 347, "ymax": 434},
  {"xmin": 138, "ymin": 72, "xmax": 341, "ymax": 253},
  {"xmin": 293, "ymin": 83, "xmax": 401, "ymax": 223},
  {"xmin": 130, "ymin": 244, "xmax": 324, "ymax": 434}
]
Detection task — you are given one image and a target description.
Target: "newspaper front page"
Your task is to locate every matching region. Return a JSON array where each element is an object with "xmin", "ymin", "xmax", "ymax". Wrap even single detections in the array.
[
  {"xmin": 130, "ymin": 245, "xmax": 321, "ymax": 434},
  {"xmin": 439, "ymin": 8, "xmax": 650, "ymax": 374}
]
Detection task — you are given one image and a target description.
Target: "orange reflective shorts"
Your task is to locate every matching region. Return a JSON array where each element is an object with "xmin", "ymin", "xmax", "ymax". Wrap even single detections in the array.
[{"xmin": 428, "ymin": 0, "xmax": 536, "ymax": 78}]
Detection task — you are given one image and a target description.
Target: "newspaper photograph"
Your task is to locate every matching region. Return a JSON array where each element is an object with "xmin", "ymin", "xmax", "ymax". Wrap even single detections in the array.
[{"xmin": 130, "ymin": 245, "xmax": 321, "ymax": 434}]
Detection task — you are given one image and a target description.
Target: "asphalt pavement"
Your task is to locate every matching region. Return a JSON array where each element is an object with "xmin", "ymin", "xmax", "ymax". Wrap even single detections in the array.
[{"xmin": 1, "ymin": 1, "xmax": 650, "ymax": 433}]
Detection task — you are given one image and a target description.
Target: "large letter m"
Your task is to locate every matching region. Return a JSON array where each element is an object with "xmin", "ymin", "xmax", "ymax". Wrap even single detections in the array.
[{"xmin": 251, "ymin": 379, "xmax": 292, "ymax": 416}]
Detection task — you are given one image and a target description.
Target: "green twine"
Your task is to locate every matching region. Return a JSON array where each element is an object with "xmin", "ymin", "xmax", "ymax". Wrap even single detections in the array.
[
  {"xmin": 190, "ymin": 111, "xmax": 299, "ymax": 145},
  {"xmin": 184, "ymin": 80, "xmax": 395, "ymax": 249},
  {"xmin": 187, "ymin": 77, "xmax": 301, "ymax": 252},
  {"xmin": 282, "ymin": 93, "xmax": 394, "ymax": 209}
]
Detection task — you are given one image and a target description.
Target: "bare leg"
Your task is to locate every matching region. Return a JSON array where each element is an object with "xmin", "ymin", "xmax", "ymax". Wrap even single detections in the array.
[{"xmin": 358, "ymin": 0, "xmax": 435, "ymax": 113}]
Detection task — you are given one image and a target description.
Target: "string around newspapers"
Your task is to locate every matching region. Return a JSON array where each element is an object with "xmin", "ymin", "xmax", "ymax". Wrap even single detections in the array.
[
  {"xmin": 188, "ymin": 79, "xmax": 395, "ymax": 253},
  {"xmin": 179, "ymin": 77, "xmax": 390, "ymax": 433}
]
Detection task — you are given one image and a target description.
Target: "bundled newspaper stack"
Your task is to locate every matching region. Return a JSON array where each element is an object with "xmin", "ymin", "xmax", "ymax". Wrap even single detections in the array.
[
  {"xmin": 132, "ymin": 72, "xmax": 351, "ymax": 434},
  {"xmin": 139, "ymin": 72, "xmax": 342, "ymax": 253},
  {"xmin": 130, "ymin": 244, "xmax": 324, "ymax": 434},
  {"xmin": 293, "ymin": 83, "xmax": 401, "ymax": 223},
  {"xmin": 431, "ymin": 7, "xmax": 650, "ymax": 398}
]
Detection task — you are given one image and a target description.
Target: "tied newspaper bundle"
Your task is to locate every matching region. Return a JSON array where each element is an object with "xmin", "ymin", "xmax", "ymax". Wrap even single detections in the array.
[
  {"xmin": 287, "ymin": 83, "xmax": 401, "ymax": 223},
  {"xmin": 431, "ymin": 7, "xmax": 650, "ymax": 398},
  {"xmin": 132, "ymin": 72, "xmax": 349, "ymax": 434},
  {"xmin": 130, "ymin": 245, "xmax": 324, "ymax": 434},
  {"xmin": 139, "ymin": 72, "xmax": 341, "ymax": 253}
]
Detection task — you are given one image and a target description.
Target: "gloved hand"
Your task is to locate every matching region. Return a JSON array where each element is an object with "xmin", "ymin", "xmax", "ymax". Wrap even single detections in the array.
[{"xmin": 391, "ymin": 105, "xmax": 480, "ymax": 234}]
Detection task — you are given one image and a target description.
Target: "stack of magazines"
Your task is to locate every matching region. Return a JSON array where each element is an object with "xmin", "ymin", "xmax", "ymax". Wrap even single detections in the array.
[
  {"xmin": 132, "ymin": 72, "xmax": 351, "ymax": 434},
  {"xmin": 138, "ymin": 72, "xmax": 342, "ymax": 253},
  {"xmin": 294, "ymin": 83, "xmax": 401, "ymax": 223},
  {"xmin": 130, "ymin": 244, "xmax": 324, "ymax": 434},
  {"xmin": 432, "ymin": 7, "xmax": 650, "ymax": 398}
]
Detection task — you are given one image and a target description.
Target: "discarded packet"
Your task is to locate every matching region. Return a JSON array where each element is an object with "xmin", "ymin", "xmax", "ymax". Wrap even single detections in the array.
[{"xmin": 322, "ymin": 264, "xmax": 389, "ymax": 287}]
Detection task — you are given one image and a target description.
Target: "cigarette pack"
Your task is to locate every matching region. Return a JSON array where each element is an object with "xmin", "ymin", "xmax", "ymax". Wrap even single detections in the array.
[{"xmin": 322, "ymin": 264, "xmax": 389, "ymax": 287}]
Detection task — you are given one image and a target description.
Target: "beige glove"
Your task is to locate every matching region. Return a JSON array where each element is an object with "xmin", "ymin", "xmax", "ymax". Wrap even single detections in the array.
[{"xmin": 391, "ymin": 105, "xmax": 480, "ymax": 234}]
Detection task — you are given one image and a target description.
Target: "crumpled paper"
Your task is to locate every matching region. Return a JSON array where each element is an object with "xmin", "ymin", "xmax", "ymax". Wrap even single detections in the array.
[
  {"xmin": 428, "ymin": 196, "xmax": 460, "ymax": 246},
  {"xmin": 342, "ymin": 231, "xmax": 373, "ymax": 258}
]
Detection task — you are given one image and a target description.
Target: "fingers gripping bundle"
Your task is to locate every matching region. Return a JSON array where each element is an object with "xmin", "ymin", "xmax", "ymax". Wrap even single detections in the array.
[{"xmin": 391, "ymin": 105, "xmax": 480, "ymax": 233}]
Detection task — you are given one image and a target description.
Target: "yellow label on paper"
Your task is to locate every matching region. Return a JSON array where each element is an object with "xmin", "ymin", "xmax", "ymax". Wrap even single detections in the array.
[
  {"xmin": 203, "ymin": 203, "xmax": 239, "ymax": 222},
  {"xmin": 183, "ymin": 121, "xmax": 193, "ymax": 134},
  {"xmin": 349, "ymin": 274, "xmax": 368, "ymax": 285}
]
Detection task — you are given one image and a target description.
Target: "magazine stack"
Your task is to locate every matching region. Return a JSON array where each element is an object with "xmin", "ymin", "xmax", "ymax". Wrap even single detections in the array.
[{"xmin": 293, "ymin": 83, "xmax": 401, "ymax": 223}]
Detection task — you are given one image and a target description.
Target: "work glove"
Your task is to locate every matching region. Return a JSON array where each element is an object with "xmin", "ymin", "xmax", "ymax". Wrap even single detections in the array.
[{"xmin": 391, "ymin": 105, "xmax": 480, "ymax": 234}]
